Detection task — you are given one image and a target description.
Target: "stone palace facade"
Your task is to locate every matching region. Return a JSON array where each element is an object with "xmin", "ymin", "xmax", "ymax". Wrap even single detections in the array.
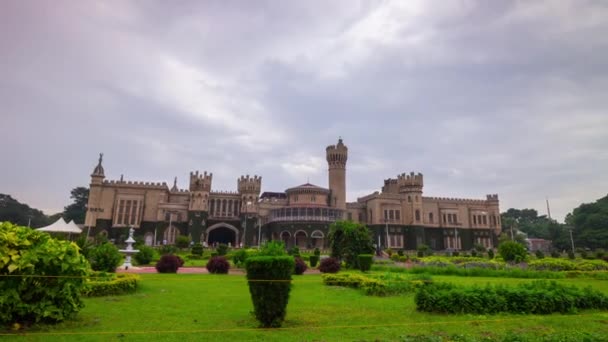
[{"xmin": 84, "ymin": 139, "xmax": 501, "ymax": 250}]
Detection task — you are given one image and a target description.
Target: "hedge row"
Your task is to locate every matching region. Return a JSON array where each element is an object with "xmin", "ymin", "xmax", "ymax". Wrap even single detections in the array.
[
  {"xmin": 322, "ymin": 272, "xmax": 431, "ymax": 296},
  {"xmin": 415, "ymin": 280, "xmax": 608, "ymax": 314},
  {"xmin": 83, "ymin": 273, "xmax": 140, "ymax": 297}
]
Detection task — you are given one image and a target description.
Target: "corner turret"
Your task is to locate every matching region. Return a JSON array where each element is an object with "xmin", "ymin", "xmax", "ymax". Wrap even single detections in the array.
[
  {"xmin": 238, "ymin": 175, "xmax": 262, "ymax": 213},
  {"xmin": 189, "ymin": 171, "xmax": 212, "ymax": 211},
  {"xmin": 90, "ymin": 153, "xmax": 105, "ymax": 185}
]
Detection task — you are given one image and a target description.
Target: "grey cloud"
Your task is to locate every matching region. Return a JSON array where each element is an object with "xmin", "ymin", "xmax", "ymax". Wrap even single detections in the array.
[{"xmin": 1, "ymin": 0, "xmax": 607, "ymax": 220}]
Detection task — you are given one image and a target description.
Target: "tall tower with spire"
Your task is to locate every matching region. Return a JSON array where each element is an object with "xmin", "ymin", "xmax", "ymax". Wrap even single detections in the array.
[
  {"xmin": 85, "ymin": 153, "xmax": 105, "ymax": 227},
  {"xmin": 326, "ymin": 138, "xmax": 348, "ymax": 211}
]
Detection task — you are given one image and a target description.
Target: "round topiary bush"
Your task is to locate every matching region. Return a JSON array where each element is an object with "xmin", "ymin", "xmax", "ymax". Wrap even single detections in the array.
[
  {"xmin": 0, "ymin": 222, "xmax": 90, "ymax": 324},
  {"xmin": 88, "ymin": 242, "xmax": 122, "ymax": 272},
  {"xmin": 245, "ymin": 256, "xmax": 294, "ymax": 327},
  {"xmin": 498, "ymin": 241, "xmax": 528, "ymax": 263},
  {"xmin": 155, "ymin": 254, "xmax": 182, "ymax": 273},
  {"xmin": 294, "ymin": 257, "xmax": 307, "ymax": 275},
  {"xmin": 206, "ymin": 256, "xmax": 230, "ymax": 274},
  {"xmin": 319, "ymin": 257, "xmax": 341, "ymax": 273},
  {"xmin": 535, "ymin": 250, "xmax": 545, "ymax": 259},
  {"xmin": 134, "ymin": 245, "xmax": 155, "ymax": 265},
  {"xmin": 216, "ymin": 243, "xmax": 229, "ymax": 256}
]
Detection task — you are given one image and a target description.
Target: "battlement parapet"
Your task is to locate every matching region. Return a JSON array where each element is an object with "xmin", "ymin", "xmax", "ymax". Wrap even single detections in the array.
[
  {"xmin": 397, "ymin": 172, "xmax": 423, "ymax": 191},
  {"xmin": 211, "ymin": 190, "xmax": 240, "ymax": 196},
  {"xmin": 423, "ymin": 196, "xmax": 491, "ymax": 205},
  {"xmin": 238, "ymin": 174, "xmax": 262, "ymax": 193},
  {"xmin": 486, "ymin": 194, "xmax": 499, "ymax": 201},
  {"xmin": 103, "ymin": 179, "xmax": 168, "ymax": 189},
  {"xmin": 189, "ymin": 170, "xmax": 212, "ymax": 191}
]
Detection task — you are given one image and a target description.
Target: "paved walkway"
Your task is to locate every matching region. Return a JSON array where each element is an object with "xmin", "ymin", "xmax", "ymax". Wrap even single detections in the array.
[{"xmin": 118, "ymin": 267, "xmax": 321, "ymax": 275}]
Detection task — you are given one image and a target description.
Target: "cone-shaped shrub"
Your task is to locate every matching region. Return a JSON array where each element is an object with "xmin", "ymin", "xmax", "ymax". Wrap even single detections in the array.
[
  {"xmin": 358, "ymin": 254, "xmax": 373, "ymax": 272},
  {"xmin": 245, "ymin": 256, "xmax": 294, "ymax": 328},
  {"xmin": 309, "ymin": 255, "xmax": 319, "ymax": 267}
]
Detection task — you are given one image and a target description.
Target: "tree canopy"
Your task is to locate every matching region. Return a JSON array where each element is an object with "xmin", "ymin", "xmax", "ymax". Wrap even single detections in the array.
[
  {"xmin": 500, "ymin": 207, "xmax": 570, "ymax": 250},
  {"xmin": 0, "ymin": 194, "xmax": 52, "ymax": 228},
  {"xmin": 63, "ymin": 187, "xmax": 89, "ymax": 224},
  {"xmin": 565, "ymin": 194, "xmax": 608, "ymax": 250},
  {"xmin": 328, "ymin": 220, "xmax": 374, "ymax": 269}
]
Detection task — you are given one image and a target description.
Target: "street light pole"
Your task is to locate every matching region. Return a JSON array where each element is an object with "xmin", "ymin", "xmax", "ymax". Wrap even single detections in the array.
[{"xmin": 569, "ymin": 228, "xmax": 575, "ymax": 254}]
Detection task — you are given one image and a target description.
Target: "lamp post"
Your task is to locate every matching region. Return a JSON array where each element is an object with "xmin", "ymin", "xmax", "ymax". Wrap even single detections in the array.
[
  {"xmin": 569, "ymin": 228, "xmax": 575, "ymax": 254},
  {"xmin": 385, "ymin": 218, "xmax": 390, "ymax": 250},
  {"xmin": 257, "ymin": 217, "xmax": 262, "ymax": 249}
]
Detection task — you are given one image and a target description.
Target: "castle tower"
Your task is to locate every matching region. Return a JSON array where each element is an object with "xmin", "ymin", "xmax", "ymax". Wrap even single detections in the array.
[
  {"xmin": 397, "ymin": 172, "xmax": 424, "ymax": 224},
  {"xmin": 238, "ymin": 175, "xmax": 262, "ymax": 213},
  {"xmin": 189, "ymin": 171, "xmax": 212, "ymax": 211},
  {"xmin": 85, "ymin": 153, "xmax": 105, "ymax": 227},
  {"xmin": 326, "ymin": 138, "xmax": 348, "ymax": 210}
]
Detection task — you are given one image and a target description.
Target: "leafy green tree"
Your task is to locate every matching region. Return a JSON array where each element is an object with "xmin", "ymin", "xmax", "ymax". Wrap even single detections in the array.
[
  {"xmin": 328, "ymin": 220, "xmax": 373, "ymax": 269},
  {"xmin": 63, "ymin": 187, "xmax": 89, "ymax": 224},
  {"xmin": 498, "ymin": 241, "xmax": 528, "ymax": 263},
  {"xmin": 0, "ymin": 194, "xmax": 51, "ymax": 227},
  {"xmin": 565, "ymin": 195, "xmax": 608, "ymax": 250}
]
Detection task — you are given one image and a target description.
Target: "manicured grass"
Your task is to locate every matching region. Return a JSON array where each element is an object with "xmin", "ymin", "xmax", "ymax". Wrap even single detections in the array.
[{"xmin": 3, "ymin": 274, "xmax": 608, "ymax": 341}]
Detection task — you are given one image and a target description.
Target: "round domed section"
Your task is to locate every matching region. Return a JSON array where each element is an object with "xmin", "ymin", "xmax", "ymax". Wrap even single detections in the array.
[{"xmin": 285, "ymin": 183, "xmax": 330, "ymax": 207}]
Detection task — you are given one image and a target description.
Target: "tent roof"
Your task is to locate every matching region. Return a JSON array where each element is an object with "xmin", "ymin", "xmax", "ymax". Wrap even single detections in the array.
[{"xmin": 37, "ymin": 218, "xmax": 82, "ymax": 234}]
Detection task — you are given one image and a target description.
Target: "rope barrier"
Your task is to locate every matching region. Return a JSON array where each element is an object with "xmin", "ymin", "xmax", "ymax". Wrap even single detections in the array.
[{"xmin": 0, "ymin": 314, "xmax": 595, "ymax": 337}]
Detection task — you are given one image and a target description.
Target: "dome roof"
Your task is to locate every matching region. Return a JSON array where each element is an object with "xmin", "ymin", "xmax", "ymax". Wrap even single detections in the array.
[
  {"xmin": 285, "ymin": 182, "xmax": 329, "ymax": 194},
  {"xmin": 92, "ymin": 153, "xmax": 105, "ymax": 177}
]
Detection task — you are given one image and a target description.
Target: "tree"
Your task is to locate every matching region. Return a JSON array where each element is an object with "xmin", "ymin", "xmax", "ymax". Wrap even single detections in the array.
[
  {"xmin": 0, "ymin": 194, "xmax": 51, "ymax": 227},
  {"xmin": 328, "ymin": 220, "xmax": 374, "ymax": 269},
  {"xmin": 565, "ymin": 194, "xmax": 608, "ymax": 250},
  {"xmin": 498, "ymin": 241, "xmax": 527, "ymax": 263},
  {"xmin": 63, "ymin": 187, "xmax": 89, "ymax": 224}
]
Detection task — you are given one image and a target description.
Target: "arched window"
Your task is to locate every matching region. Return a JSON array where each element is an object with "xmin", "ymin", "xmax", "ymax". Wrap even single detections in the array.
[
  {"xmin": 415, "ymin": 210, "xmax": 421, "ymax": 222},
  {"xmin": 429, "ymin": 212, "xmax": 434, "ymax": 223}
]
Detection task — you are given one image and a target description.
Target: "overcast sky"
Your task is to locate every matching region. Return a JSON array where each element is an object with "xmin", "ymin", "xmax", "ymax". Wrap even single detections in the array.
[{"xmin": 2, "ymin": 1, "xmax": 607, "ymax": 222}]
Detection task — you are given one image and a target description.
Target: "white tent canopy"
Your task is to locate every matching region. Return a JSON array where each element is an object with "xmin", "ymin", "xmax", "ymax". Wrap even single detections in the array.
[{"xmin": 36, "ymin": 218, "xmax": 82, "ymax": 234}]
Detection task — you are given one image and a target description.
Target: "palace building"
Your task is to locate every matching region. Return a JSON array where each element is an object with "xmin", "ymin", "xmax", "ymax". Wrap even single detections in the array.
[{"xmin": 84, "ymin": 139, "xmax": 501, "ymax": 250}]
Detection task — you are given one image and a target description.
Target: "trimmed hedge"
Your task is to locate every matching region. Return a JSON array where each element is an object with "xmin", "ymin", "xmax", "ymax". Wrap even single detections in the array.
[
  {"xmin": 191, "ymin": 243, "xmax": 204, "ymax": 257},
  {"xmin": 206, "ymin": 256, "xmax": 230, "ymax": 274},
  {"xmin": 358, "ymin": 254, "xmax": 373, "ymax": 272},
  {"xmin": 84, "ymin": 273, "xmax": 139, "ymax": 297},
  {"xmin": 322, "ymin": 272, "xmax": 431, "ymax": 296},
  {"xmin": 415, "ymin": 280, "xmax": 608, "ymax": 314},
  {"xmin": 245, "ymin": 256, "xmax": 294, "ymax": 328}
]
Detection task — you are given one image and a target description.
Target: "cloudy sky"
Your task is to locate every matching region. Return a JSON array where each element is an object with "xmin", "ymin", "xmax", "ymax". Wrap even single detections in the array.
[{"xmin": 2, "ymin": 1, "xmax": 608, "ymax": 222}]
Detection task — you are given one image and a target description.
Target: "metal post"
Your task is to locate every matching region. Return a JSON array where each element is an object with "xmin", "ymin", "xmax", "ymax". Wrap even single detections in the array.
[
  {"xmin": 385, "ymin": 218, "xmax": 390, "ymax": 249},
  {"xmin": 27, "ymin": 215, "xmax": 32, "ymax": 228},
  {"xmin": 257, "ymin": 217, "xmax": 262, "ymax": 249},
  {"xmin": 569, "ymin": 229, "xmax": 575, "ymax": 254}
]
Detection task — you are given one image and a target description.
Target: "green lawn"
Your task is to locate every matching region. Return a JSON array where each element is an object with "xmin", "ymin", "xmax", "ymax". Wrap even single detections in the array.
[{"xmin": 3, "ymin": 274, "xmax": 608, "ymax": 341}]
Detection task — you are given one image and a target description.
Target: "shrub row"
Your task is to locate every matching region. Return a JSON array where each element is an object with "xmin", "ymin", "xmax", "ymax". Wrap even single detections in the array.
[
  {"xmin": 415, "ymin": 280, "xmax": 608, "ymax": 314},
  {"xmin": 322, "ymin": 272, "xmax": 432, "ymax": 296},
  {"xmin": 83, "ymin": 273, "xmax": 140, "ymax": 297},
  {"xmin": 528, "ymin": 259, "xmax": 608, "ymax": 271}
]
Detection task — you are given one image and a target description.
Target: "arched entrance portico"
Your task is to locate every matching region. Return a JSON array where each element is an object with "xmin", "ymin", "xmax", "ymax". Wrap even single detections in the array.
[{"xmin": 206, "ymin": 223, "xmax": 239, "ymax": 246}]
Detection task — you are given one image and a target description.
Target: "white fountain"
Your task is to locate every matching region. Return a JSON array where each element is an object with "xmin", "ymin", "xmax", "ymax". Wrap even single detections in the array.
[{"xmin": 119, "ymin": 227, "xmax": 140, "ymax": 270}]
